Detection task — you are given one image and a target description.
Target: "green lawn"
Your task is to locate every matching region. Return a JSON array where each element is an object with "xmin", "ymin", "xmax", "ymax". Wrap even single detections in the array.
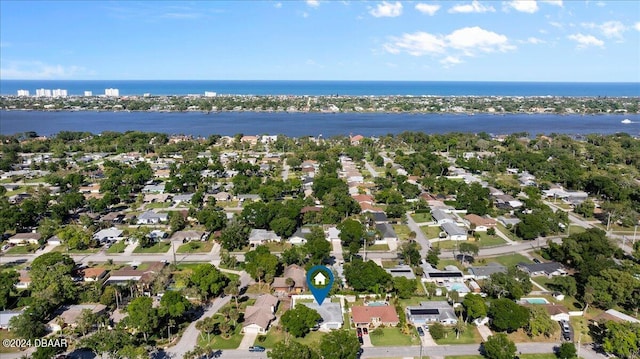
[
  {"xmin": 421, "ymin": 226, "xmax": 443, "ymax": 239},
  {"xmin": 263, "ymin": 241, "xmax": 292, "ymax": 252},
  {"xmin": 392, "ymin": 224, "xmax": 412, "ymax": 240},
  {"xmin": 568, "ymin": 225, "xmax": 586, "ymax": 235},
  {"xmin": 437, "ymin": 259, "xmax": 463, "ymax": 270},
  {"xmin": 496, "ymin": 223, "xmax": 520, "ymax": 241},
  {"xmin": 486, "ymin": 253, "xmax": 531, "ymax": 267},
  {"xmin": 107, "ymin": 241, "xmax": 127, "ymax": 254},
  {"xmin": 434, "ymin": 324, "xmax": 482, "ymax": 345},
  {"xmin": 4, "ymin": 244, "xmax": 38, "ymax": 255},
  {"xmin": 258, "ymin": 327, "xmax": 325, "ymax": 348},
  {"xmin": 197, "ymin": 319, "xmax": 243, "ymax": 350},
  {"xmin": 411, "ymin": 212, "xmax": 432, "ymax": 223},
  {"xmin": 145, "ymin": 202, "xmax": 171, "ymax": 209},
  {"xmin": 368, "ymin": 244, "xmax": 390, "ymax": 251},
  {"xmin": 51, "ymin": 246, "xmax": 100, "ymax": 254},
  {"xmin": 475, "ymin": 232, "xmax": 508, "ymax": 247},
  {"xmin": 133, "ymin": 242, "xmax": 171, "ymax": 253},
  {"xmin": 0, "ymin": 329, "xmax": 22, "ymax": 353},
  {"xmin": 370, "ymin": 327, "xmax": 420, "ymax": 346},
  {"xmin": 532, "ymin": 276, "xmax": 554, "ymax": 291},
  {"xmin": 176, "ymin": 241, "xmax": 214, "ymax": 253}
]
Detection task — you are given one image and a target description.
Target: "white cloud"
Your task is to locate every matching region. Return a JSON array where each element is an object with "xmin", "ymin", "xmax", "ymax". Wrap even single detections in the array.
[
  {"xmin": 541, "ymin": 0, "xmax": 563, "ymax": 7},
  {"xmin": 306, "ymin": 0, "xmax": 319, "ymax": 8},
  {"xmin": 595, "ymin": 1, "xmax": 606, "ymax": 7},
  {"xmin": 446, "ymin": 26, "xmax": 514, "ymax": 54},
  {"xmin": 383, "ymin": 27, "xmax": 514, "ymax": 67},
  {"xmin": 523, "ymin": 37, "xmax": 546, "ymax": 44},
  {"xmin": 505, "ymin": 0, "xmax": 539, "ymax": 13},
  {"xmin": 0, "ymin": 61, "xmax": 90, "ymax": 79},
  {"xmin": 448, "ymin": 1, "xmax": 495, "ymax": 13},
  {"xmin": 635, "ymin": 22, "xmax": 640, "ymax": 31},
  {"xmin": 440, "ymin": 56, "xmax": 463, "ymax": 67},
  {"xmin": 384, "ymin": 32, "xmax": 447, "ymax": 56},
  {"xmin": 600, "ymin": 21, "xmax": 626, "ymax": 38},
  {"xmin": 415, "ymin": 3, "xmax": 441, "ymax": 15},
  {"xmin": 549, "ymin": 21, "xmax": 563, "ymax": 29},
  {"xmin": 370, "ymin": 1, "xmax": 403, "ymax": 17},
  {"xmin": 274, "ymin": 2, "xmax": 282, "ymax": 8},
  {"xmin": 568, "ymin": 33, "xmax": 604, "ymax": 48}
]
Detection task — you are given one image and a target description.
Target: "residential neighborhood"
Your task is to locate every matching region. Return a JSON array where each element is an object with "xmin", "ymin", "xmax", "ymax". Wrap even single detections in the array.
[{"xmin": 0, "ymin": 130, "xmax": 639, "ymax": 359}]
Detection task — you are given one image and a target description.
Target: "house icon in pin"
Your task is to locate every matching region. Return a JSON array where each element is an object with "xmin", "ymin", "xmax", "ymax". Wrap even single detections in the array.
[{"xmin": 313, "ymin": 272, "xmax": 327, "ymax": 286}]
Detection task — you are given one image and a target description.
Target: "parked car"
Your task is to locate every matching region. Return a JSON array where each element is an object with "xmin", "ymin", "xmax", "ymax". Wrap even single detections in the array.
[
  {"xmin": 363, "ymin": 328, "xmax": 368, "ymax": 335},
  {"xmin": 417, "ymin": 327, "xmax": 425, "ymax": 336},
  {"xmin": 356, "ymin": 328, "xmax": 363, "ymax": 337},
  {"xmin": 249, "ymin": 346, "xmax": 265, "ymax": 352},
  {"xmin": 358, "ymin": 336, "xmax": 364, "ymax": 344}
]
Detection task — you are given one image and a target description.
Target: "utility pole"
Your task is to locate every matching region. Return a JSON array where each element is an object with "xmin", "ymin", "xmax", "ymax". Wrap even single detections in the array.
[{"xmin": 172, "ymin": 242, "xmax": 177, "ymax": 265}]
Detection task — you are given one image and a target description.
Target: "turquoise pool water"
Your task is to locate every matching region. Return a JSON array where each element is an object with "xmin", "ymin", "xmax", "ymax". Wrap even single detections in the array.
[
  {"xmin": 524, "ymin": 298, "xmax": 550, "ymax": 304},
  {"xmin": 367, "ymin": 301, "xmax": 388, "ymax": 307}
]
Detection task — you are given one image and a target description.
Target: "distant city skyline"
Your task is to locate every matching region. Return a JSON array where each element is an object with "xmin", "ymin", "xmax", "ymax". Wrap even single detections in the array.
[{"xmin": 1, "ymin": 1, "xmax": 639, "ymax": 82}]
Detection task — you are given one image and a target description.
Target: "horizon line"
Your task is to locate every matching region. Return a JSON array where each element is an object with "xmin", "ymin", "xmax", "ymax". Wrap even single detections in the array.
[{"xmin": 2, "ymin": 79, "xmax": 639, "ymax": 84}]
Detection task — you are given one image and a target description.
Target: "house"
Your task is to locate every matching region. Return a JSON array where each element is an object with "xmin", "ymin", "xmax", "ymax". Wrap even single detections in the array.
[
  {"xmin": 240, "ymin": 136, "xmax": 259, "ymax": 146},
  {"xmin": 350, "ymin": 135, "xmax": 364, "ymax": 145},
  {"xmin": 243, "ymin": 294, "xmax": 279, "ymax": 334},
  {"xmin": 406, "ymin": 301, "xmax": 458, "ymax": 325},
  {"xmin": 136, "ymin": 210, "xmax": 169, "ymax": 225},
  {"xmin": 326, "ymin": 226, "xmax": 340, "ymax": 241},
  {"xmin": 386, "ymin": 265, "xmax": 416, "ymax": 279},
  {"xmin": 371, "ymin": 212, "xmax": 389, "ymax": 224},
  {"xmin": 105, "ymin": 269, "xmax": 144, "ymax": 284},
  {"xmin": 375, "ymin": 223, "xmax": 398, "ymax": 245},
  {"xmin": 289, "ymin": 227, "xmax": 312, "ymax": 245},
  {"xmin": 360, "ymin": 203, "xmax": 385, "ymax": 213},
  {"xmin": 302, "ymin": 302, "xmax": 343, "ymax": 331},
  {"xmin": 464, "ymin": 214, "xmax": 497, "ymax": 232},
  {"xmin": 593, "ymin": 309, "xmax": 640, "ymax": 325},
  {"xmin": 16, "ymin": 270, "xmax": 31, "ymax": 289},
  {"xmin": 441, "ymin": 222, "xmax": 467, "ymax": 241},
  {"xmin": 149, "ymin": 230, "xmax": 168, "ymax": 241},
  {"xmin": 0, "ymin": 309, "xmax": 24, "ymax": 329},
  {"xmin": 78, "ymin": 267, "xmax": 108, "ymax": 282},
  {"xmin": 351, "ymin": 305, "xmax": 399, "ymax": 328},
  {"xmin": 516, "ymin": 262, "xmax": 566, "ymax": 277},
  {"xmin": 47, "ymin": 304, "xmax": 107, "ymax": 332},
  {"xmin": 272, "ymin": 264, "xmax": 307, "ymax": 296},
  {"xmin": 468, "ymin": 263, "xmax": 507, "ymax": 280},
  {"xmin": 213, "ymin": 191, "xmax": 232, "ymax": 201},
  {"xmin": 432, "ymin": 209, "xmax": 455, "ymax": 225},
  {"xmin": 142, "ymin": 183, "xmax": 165, "ymax": 193},
  {"xmin": 8, "ymin": 232, "xmax": 42, "ymax": 245},
  {"xmin": 170, "ymin": 230, "xmax": 207, "ymax": 242},
  {"xmin": 421, "ymin": 264, "xmax": 464, "ymax": 283},
  {"xmin": 497, "ymin": 216, "xmax": 521, "ymax": 227},
  {"xmin": 100, "ymin": 212, "xmax": 126, "ymax": 223},
  {"xmin": 143, "ymin": 193, "xmax": 171, "ymax": 203},
  {"xmin": 47, "ymin": 235, "xmax": 62, "ymax": 246},
  {"xmin": 249, "ymin": 229, "xmax": 281, "ymax": 247},
  {"xmin": 173, "ymin": 193, "xmax": 194, "ymax": 204},
  {"xmin": 93, "ymin": 227, "xmax": 123, "ymax": 243},
  {"xmin": 522, "ymin": 303, "xmax": 570, "ymax": 322}
]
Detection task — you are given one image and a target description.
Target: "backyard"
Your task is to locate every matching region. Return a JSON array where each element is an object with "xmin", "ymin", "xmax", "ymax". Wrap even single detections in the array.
[{"xmin": 369, "ymin": 327, "xmax": 419, "ymax": 346}]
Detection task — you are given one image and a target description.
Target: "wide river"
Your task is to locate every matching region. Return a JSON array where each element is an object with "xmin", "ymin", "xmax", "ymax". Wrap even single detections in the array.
[{"xmin": 1, "ymin": 110, "xmax": 639, "ymax": 137}]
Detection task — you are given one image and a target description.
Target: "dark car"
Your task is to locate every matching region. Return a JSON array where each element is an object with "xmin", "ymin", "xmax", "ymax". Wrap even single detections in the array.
[
  {"xmin": 358, "ymin": 336, "xmax": 364, "ymax": 344},
  {"xmin": 356, "ymin": 328, "xmax": 363, "ymax": 337},
  {"xmin": 417, "ymin": 326, "xmax": 425, "ymax": 336},
  {"xmin": 362, "ymin": 328, "xmax": 368, "ymax": 335},
  {"xmin": 249, "ymin": 346, "xmax": 266, "ymax": 352}
]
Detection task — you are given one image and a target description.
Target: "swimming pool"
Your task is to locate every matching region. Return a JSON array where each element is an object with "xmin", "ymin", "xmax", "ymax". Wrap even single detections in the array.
[
  {"xmin": 523, "ymin": 297, "xmax": 550, "ymax": 304},
  {"xmin": 367, "ymin": 301, "xmax": 388, "ymax": 307}
]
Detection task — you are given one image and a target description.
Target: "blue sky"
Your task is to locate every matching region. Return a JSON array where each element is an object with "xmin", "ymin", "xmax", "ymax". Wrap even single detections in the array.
[{"xmin": 1, "ymin": 1, "xmax": 639, "ymax": 81}]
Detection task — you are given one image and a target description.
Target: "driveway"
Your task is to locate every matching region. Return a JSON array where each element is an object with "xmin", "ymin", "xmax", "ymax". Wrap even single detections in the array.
[
  {"xmin": 237, "ymin": 331, "xmax": 258, "ymax": 350},
  {"xmin": 476, "ymin": 325, "xmax": 493, "ymax": 341},
  {"xmin": 405, "ymin": 211, "xmax": 431, "ymax": 257}
]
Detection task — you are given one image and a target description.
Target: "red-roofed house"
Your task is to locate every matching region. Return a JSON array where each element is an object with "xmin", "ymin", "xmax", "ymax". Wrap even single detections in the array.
[
  {"xmin": 351, "ymin": 305, "xmax": 400, "ymax": 328},
  {"xmin": 464, "ymin": 214, "xmax": 497, "ymax": 232},
  {"xmin": 350, "ymin": 135, "xmax": 364, "ymax": 145}
]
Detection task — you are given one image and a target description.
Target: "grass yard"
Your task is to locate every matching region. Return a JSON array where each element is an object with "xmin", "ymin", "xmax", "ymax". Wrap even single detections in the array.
[
  {"xmin": 568, "ymin": 225, "xmax": 586, "ymax": 235},
  {"xmin": 411, "ymin": 212, "xmax": 432, "ymax": 223},
  {"xmin": 133, "ymin": 242, "xmax": 171, "ymax": 253},
  {"xmin": 484, "ymin": 253, "xmax": 531, "ymax": 267},
  {"xmin": 197, "ymin": 321, "xmax": 243, "ymax": 350},
  {"xmin": 263, "ymin": 241, "xmax": 292, "ymax": 253},
  {"xmin": 496, "ymin": 223, "xmax": 520, "ymax": 241},
  {"xmin": 369, "ymin": 327, "xmax": 420, "ymax": 346},
  {"xmin": 51, "ymin": 245, "xmax": 100, "ymax": 254},
  {"xmin": 474, "ymin": 232, "xmax": 508, "ymax": 247},
  {"xmin": 145, "ymin": 202, "xmax": 171, "ymax": 209},
  {"xmin": 257, "ymin": 327, "xmax": 325, "ymax": 348},
  {"xmin": 368, "ymin": 244, "xmax": 390, "ymax": 251},
  {"xmin": 434, "ymin": 324, "xmax": 482, "ymax": 345},
  {"xmin": 392, "ymin": 224, "xmax": 412, "ymax": 240},
  {"xmin": 4, "ymin": 245, "xmax": 38, "ymax": 255},
  {"xmin": 421, "ymin": 226, "xmax": 443, "ymax": 239},
  {"xmin": 176, "ymin": 241, "xmax": 214, "ymax": 253},
  {"xmin": 507, "ymin": 328, "xmax": 559, "ymax": 343},
  {"xmin": 106, "ymin": 241, "xmax": 127, "ymax": 254},
  {"xmin": 0, "ymin": 330, "xmax": 23, "ymax": 353},
  {"xmin": 437, "ymin": 259, "xmax": 463, "ymax": 270}
]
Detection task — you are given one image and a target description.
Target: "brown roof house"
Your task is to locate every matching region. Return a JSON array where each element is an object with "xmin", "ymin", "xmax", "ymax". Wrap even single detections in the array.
[
  {"xmin": 242, "ymin": 294, "xmax": 279, "ymax": 334},
  {"xmin": 78, "ymin": 267, "xmax": 108, "ymax": 282},
  {"xmin": 47, "ymin": 304, "xmax": 107, "ymax": 332},
  {"xmin": 272, "ymin": 264, "xmax": 307, "ymax": 297},
  {"xmin": 464, "ymin": 214, "xmax": 497, "ymax": 232},
  {"xmin": 351, "ymin": 305, "xmax": 400, "ymax": 328}
]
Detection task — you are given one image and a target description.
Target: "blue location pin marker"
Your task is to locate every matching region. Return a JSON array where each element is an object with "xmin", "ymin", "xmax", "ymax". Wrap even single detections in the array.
[{"xmin": 307, "ymin": 265, "xmax": 334, "ymax": 306}]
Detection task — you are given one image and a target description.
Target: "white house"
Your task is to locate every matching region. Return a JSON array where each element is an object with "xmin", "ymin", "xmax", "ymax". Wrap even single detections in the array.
[
  {"xmin": 8, "ymin": 233, "xmax": 42, "ymax": 245},
  {"xmin": 249, "ymin": 229, "xmax": 281, "ymax": 247},
  {"xmin": 93, "ymin": 227, "xmax": 123, "ymax": 243},
  {"xmin": 136, "ymin": 210, "xmax": 168, "ymax": 225},
  {"xmin": 441, "ymin": 222, "xmax": 467, "ymax": 241},
  {"xmin": 302, "ymin": 302, "xmax": 343, "ymax": 331}
]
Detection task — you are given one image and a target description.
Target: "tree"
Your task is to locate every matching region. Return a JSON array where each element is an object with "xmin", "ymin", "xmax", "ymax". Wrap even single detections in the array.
[
  {"xmin": 463, "ymin": 294, "xmax": 487, "ymax": 321},
  {"xmin": 169, "ymin": 212, "xmax": 186, "ymax": 232},
  {"xmin": 587, "ymin": 269, "xmax": 640, "ymax": 309},
  {"xmin": 281, "ymin": 305, "xmax": 322, "ymax": 337},
  {"xmin": 160, "ymin": 290, "xmax": 191, "ymax": 319},
  {"xmin": 344, "ymin": 259, "xmax": 392, "ymax": 292},
  {"xmin": 338, "ymin": 218, "xmax": 364, "ymax": 257},
  {"xmin": 393, "ymin": 277, "xmax": 418, "ymax": 299},
  {"xmin": 483, "ymin": 267, "xmax": 532, "ymax": 300},
  {"xmin": 601, "ymin": 321, "xmax": 640, "ymax": 359},
  {"xmin": 268, "ymin": 340, "xmax": 319, "ymax": 359},
  {"xmin": 426, "ymin": 246, "xmax": 440, "ymax": 266},
  {"xmin": 0, "ymin": 270, "xmax": 18, "ymax": 309},
  {"xmin": 9, "ymin": 311, "xmax": 47, "ymax": 340},
  {"xmin": 127, "ymin": 297, "xmax": 160, "ymax": 341},
  {"xmin": 548, "ymin": 276, "xmax": 577, "ymax": 297},
  {"xmin": 458, "ymin": 242, "xmax": 479, "ymax": 263},
  {"xmin": 197, "ymin": 207, "xmax": 227, "ymax": 232},
  {"xmin": 488, "ymin": 298, "xmax": 530, "ymax": 332},
  {"xmin": 454, "ymin": 315, "xmax": 466, "ymax": 339},
  {"xmin": 189, "ymin": 264, "xmax": 229, "ymax": 300},
  {"xmin": 196, "ymin": 317, "xmax": 217, "ymax": 343},
  {"xmin": 57, "ymin": 225, "xmax": 94, "ymax": 250},
  {"xmin": 245, "ymin": 245, "xmax": 280, "ymax": 287},
  {"xmin": 304, "ymin": 226, "xmax": 331, "ymax": 265},
  {"xmin": 483, "ymin": 333, "xmax": 517, "ymax": 359},
  {"xmin": 319, "ymin": 329, "xmax": 361, "ymax": 359},
  {"xmin": 399, "ymin": 241, "xmax": 420, "ymax": 266},
  {"xmin": 429, "ymin": 322, "xmax": 446, "ymax": 340},
  {"xmin": 219, "ymin": 219, "xmax": 249, "ymax": 251},
  {"xmin": 527, "ymin": 306, "xmax": 557, "ymax": 337},
  {"xmin": 30, "ymin": 252, "xmax": 77, "ymax": 305},
  {"xmin": 556, "ymin": 342, "xmax": 577, "ymax": 359},
  {"xmin": 270, "ymin": 217, "xmax": 297, "ymax": 238}
]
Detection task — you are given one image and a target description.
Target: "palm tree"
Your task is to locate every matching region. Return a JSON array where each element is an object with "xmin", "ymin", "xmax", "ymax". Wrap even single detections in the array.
[
  {"xmin": 454, "ymin": 315, "xmax": 466, "ymax": 339},
  {"xmin": 224, "ymin": 280, "xmax": 240, "ymax": 308}
]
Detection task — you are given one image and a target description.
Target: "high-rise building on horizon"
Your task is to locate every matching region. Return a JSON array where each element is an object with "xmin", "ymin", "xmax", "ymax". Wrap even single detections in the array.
[
  {"xmin": 17, "ymin": 89, "xmax": 30, "ymax": 97},
  {"xmin": 204, "ymin": 91, "xmax": 217, "ymax": 97},
  {"xmin": 36, "ymin": 88, "xmax": 52, "ymax": 97},
  {"xmin": 84, "ymin": 91, "xmax": 93, "ymax": 97},
  {"xmin": 105, "ymin": 88, "xmax": 119, "ymax": 97},
  {"xmin": 52, "ymin": 89, "xmax": 68, "ymax": 97}
]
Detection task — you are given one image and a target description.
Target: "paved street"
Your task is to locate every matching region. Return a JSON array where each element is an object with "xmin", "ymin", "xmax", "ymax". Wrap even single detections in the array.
[
  {"xmin": 405, "ymin": 210, "xmax": 432, "ymax": 257},
  {"xmin": 363, "ymin": 160, "xmax": 379, "ymax": 178}
]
